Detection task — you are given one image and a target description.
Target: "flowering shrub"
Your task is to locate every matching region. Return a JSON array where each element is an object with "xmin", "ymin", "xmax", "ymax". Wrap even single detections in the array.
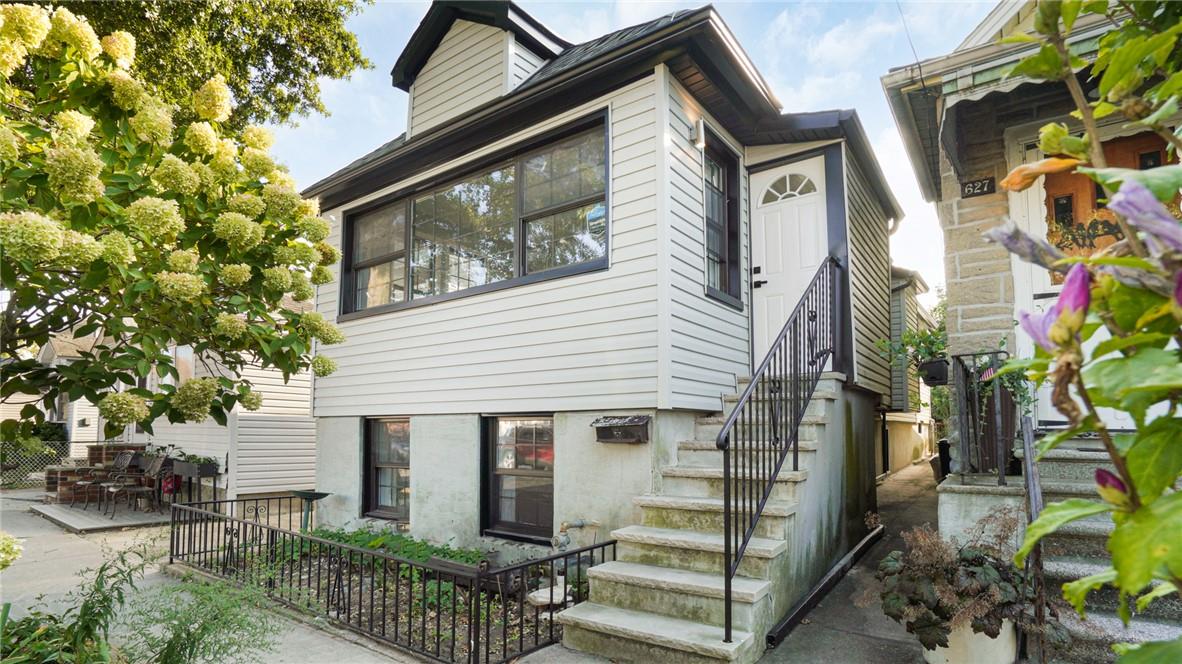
[
  {"xmin": 0, "ymin": 530, "xmax": 21, "ymax": 571},
  {"xmin": 0, "ymin": 4, "xmax": 342, "ymax": 440},
  {"xmin": 986, "ymin": 2, "xmax": 1182, "ymax": 661}
]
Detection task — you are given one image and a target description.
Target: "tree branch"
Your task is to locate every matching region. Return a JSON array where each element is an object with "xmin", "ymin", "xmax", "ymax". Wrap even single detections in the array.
[{"xmin": 1073, "ymin": 374, "xmax": 1141, "ymax": 511}]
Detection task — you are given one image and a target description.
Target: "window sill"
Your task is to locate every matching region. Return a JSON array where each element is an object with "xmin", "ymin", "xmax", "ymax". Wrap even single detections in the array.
[
  {"xmin": 364, "ymin": 509, "xmax": 409, "ymax": 523},
  {"xmin": 338, "ymin": 258, "xmax": 609, "ymax": 322},
  {"xmin": 706, "ymin": 286, "xmax": 744, "ymax": 311},
  {"xmin": 482, "ymin": 528, "xmax": 552, "ymax": 546}
]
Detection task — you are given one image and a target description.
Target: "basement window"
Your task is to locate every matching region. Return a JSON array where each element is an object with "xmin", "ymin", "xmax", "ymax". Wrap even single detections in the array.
[
  {"xmin": 364, "ymin": 418, "xmax": 410, "ymax": 521},
  {"xmin": 483, "ymin": 416, "xmax": 553, "ymax": 542}
]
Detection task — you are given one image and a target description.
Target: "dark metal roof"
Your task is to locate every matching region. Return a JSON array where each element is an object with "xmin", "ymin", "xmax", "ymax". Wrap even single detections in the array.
[
  {"xmin": 391, "ymin": 1, "xmax": 570, "ymax": 91},
  {"xmin": 519, "ymin": 10, "xmax": 698, "ymax": 91}
]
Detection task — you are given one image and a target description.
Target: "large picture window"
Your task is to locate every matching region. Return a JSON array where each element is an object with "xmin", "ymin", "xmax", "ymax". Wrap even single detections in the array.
[
  {"xmin": 484, "ymin": 416, "xmax": 553, "ymax": 540},
  {"xmin": 365, "ymin": 418, "xmax": 410, "ymax": 520},
  {"xmin": 342, "ymin": 119, "xmax": 608, "ymax": 315}
]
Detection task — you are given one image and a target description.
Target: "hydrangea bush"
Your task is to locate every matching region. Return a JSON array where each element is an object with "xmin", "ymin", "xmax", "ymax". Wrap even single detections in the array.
[
  {"xmin": 985, "ymin": 2, "xmax": 1182, "ymax": 661},
  {"xmin": 0, "ymin": 4, "xmax": 342, "ymax": 439}
]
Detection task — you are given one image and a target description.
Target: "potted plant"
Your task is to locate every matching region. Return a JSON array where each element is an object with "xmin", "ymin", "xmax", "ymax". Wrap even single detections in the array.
[
  {"xmin": 874, "ymin": 523, "xmax": 1065, "ymax": 663},
  {"xmin": 878, "ymin": 327, "xmax": 949, "ymax": 386},
  {"xmin": 171, "ymin": 454, "xmax": 219, "ymax": 477}
]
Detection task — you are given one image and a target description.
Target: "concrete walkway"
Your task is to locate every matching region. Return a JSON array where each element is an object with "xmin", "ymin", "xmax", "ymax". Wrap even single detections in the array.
[
  {"xmin": 765, "ymin": 461, "xmax": 938, "ymax": 663},
  {"xmin": 0, "ymin": 488, "xmax": 424, "ymax": 663}
]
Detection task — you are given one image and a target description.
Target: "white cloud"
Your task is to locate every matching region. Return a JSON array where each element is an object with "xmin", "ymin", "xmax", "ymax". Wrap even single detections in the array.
[{"xmin": 806, "ymin": 17, "xmax": 899, "ymax": 70}]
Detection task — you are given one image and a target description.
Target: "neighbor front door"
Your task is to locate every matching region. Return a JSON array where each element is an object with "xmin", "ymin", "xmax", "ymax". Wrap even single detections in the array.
[{"xmin": 750, "ymin": 156, "xmax": 828, "ymax": 360}]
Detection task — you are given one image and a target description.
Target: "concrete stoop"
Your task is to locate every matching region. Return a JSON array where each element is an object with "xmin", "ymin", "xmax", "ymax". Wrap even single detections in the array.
[
  {"xmin": 556, "ymin": 377, "xmax": 843, "ymax": 663},
  {"xmin": 947, "ymin": 438, "xmax": 1182, "ymax": 663}
]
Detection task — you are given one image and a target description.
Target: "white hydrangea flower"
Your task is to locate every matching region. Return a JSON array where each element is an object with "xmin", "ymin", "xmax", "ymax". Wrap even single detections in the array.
[
  {"xmin": 241, "ymin": 125, "xmax": 274, "ymax": 150},
  {"xmin": 45, "ymin": 145, "xmax": 104, "ymax": 203},
  {"xmin": 0, "ymin": 4, "xmax": 52, "ymax": 49},
  {"xmin": 193, "ymin": 74, "xmax": 232, "ymax": 123},
  {"xmin": 240, "ymin": 389, "xmax": 263, "ymax": 411},
  {"xmin": 155, "ymin": 271, "xmax": 205, "ymax": 301},
  {"xmin": 310, "ymin": 265, "xmax": 333, "ymax": 286},
  {"xmin": 240, "ymin": 147, "xmax": 274, "ymax": 179},
  {"xmin": 0, "ymin": 39, "xmax": 27, "ymax": 78},
  {"xmin": 227, "ymin": 193, "xmax": 266, "ymax": 218},
  {"xmin": 106, "ymin": 70, "xmax": 146, "ymax": 111},
  {"xmin": 53, "ymin": 110, "xmax": 95, "ymax": 144},
  {"xmin": 212, "ymin": 212, "xmax": 263, "ymax": 251},
  {"xmin": 314, "ymin": 241, "xmax": 340, "ymax": 266},
  {"xmin": 266, "ymin": 169, "xmax": 298, "ymax": 190},
  {"xmin": 0, "ymin": 211, "xmax": 64, "ymax": 263},
  {"xmin": 219, "ymin": 263, "xmax": 252, "ymax": 287},
  {"xmin": 190, "ymin": 161, "xmax": 217, "ymax": 193},
  {"xmin": 126, "ymin": 196, "xmax": 184, "ymax": 239},
  {"xmin": 214, "ymin": 312, "xmax": 248, "ymax": 339},
  {"xmin": 273, "ymin": 242, "xmax": 318, "ymax": 266},
  {"xmin": 262, "ymin": 183, "xmax": 303, "ymax": 222},
  {"xmin": 151, "ymin": 155, "xmax": 200, "ymax": 196},
  {"xmin": 47, "ymin": 7, "xmax": 101, "ymax": 61},
  {"xmin": 300, "ymin": 311, "xmax": 345, "ymax": 345},
  {"xmin": 173, "ymin": 377, "xmax": 218, "ymax": 422},
  {"xmin": 97, "ymin": 392, "xmax": 149, "ymax": 427},
  {"xmin": 166, "ymin": 248, "xmax": 199, "ymax": 273},
  {"xmin": 183, "ymin": 122, "xmax": 218, "ymax": 156},
  {"xmin": 129, "ymin": 100, "xmax": 174, "ymax": 147},
  {"xmin": 295, "ymin": 216, "xmax": 330, "ymax": 243},
  {"xmin": 100, "ymin": 30, "xmax": 135, "ymax": 68},
  {"xmin": 100, "ymin": 231, "xmax": 135, "ymax": 265},
  {"xmin": 290, "ymin": 271, "xmax": 314, "ymax": 302},
  {"xmin": 262, "ymin": 266, "xmax": 293, "ymax": 291},
  {"xmin": 0, "ymin": 123, "xmax": 22, "ymax": 161},
  {"xmin": 57, "ymin": 230, "xmax": 103, "ymax": 267},
  {"xmin": 311, "ymin": 354, "xmax": 337, "ymax": 377}
]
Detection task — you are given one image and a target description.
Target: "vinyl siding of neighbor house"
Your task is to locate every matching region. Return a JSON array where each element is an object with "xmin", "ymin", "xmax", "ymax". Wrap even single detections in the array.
[
  {"xmin": 408, "ymin": 20, "xmax": 507, "ymax": 137},
  {"xmin": 314, "ymin": 75, "xmax": 661, "ymax": 417},
  {"xmin": 509, "ymin": 37, "xmax": 546, "ymax": 89},
  {"xmin": 846, "ymin": 149, "xmax": 893, "ymax": 401},
  {"xmin": 889, "ymin": 284, "xmax": 922, "ymax": 412},
  {"xmin": 664, "ymin": 73, "xmax": 748, "ymax": 410},
  {"xmin": 234, "ymin": 364, "xmax": 315, "ymax": 494}
]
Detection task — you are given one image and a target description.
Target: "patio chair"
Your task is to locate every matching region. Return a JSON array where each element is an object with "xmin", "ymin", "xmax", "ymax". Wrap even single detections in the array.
[
  {"xmin": 104, "ymin": 455, "xmax": 168, "ymax": 519},
  {"xmin": 70, "ymin": 450, "xmax": 134, "ymax": 511}
]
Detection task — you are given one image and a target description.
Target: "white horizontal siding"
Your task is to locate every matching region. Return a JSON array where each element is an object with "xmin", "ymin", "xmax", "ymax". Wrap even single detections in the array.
[
  {"xmin": 314, "ymin": 76, "xmax": 661, "ymax": 417},
  {"xmin": 510, "ymin": 38, "xmax": 545, "ymax": 88},
  {"xmin": 133, "ymin": 362, "xmax": 232, "ymax": 462},
  {"xmin": 664, "ymin": 74, "xmax": 749, "ymax": 411},
  {"xmin": 846, "ymin": 147, "xmax": 892, "ymax": 400},
  {"xmin": 409, "ymin": 20, "xmax": 507, "ymax": 136},
  {"xmin": 233, "ymin": 364, "xmax": 315, "ymax": 494}
]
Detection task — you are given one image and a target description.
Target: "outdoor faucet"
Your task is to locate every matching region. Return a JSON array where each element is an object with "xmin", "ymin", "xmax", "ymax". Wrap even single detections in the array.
[{"xmin": 551, "ymin": 519, "xmax": 601, "ymax": 551}]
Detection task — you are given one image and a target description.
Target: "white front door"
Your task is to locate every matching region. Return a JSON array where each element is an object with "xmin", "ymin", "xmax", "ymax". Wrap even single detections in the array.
[{"xmin": 750, "ymin": 156, "xmax": 828, "ymax": 359}]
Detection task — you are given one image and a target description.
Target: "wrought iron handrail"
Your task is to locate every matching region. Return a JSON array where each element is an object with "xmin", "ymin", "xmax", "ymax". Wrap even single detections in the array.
[
  {"xmin": 715, "ymin": 256, "xmax": 840, "ymax": 643},
  {"xmin": 952, "ymin": 350, "xmax": 1014, "ymax": 485}
]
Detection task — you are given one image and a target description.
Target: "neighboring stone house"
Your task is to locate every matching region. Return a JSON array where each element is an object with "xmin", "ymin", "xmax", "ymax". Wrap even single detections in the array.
[
  {"xmin": 882, "ymin": 1, "xmax": 1182, "ymax": 656},
  {"xmin": 302, "ymin": 1, "xmax": 903, "ymax": 660}
]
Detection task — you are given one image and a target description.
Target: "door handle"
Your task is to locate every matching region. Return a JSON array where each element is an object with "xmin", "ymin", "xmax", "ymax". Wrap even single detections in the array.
[
  {"xmin": 752, "ymin": 266, "xmax": 762, "ymax": 275},
  {"xmin": 753, "ymin": 280, "xmax": 768, "ymax": 288}
]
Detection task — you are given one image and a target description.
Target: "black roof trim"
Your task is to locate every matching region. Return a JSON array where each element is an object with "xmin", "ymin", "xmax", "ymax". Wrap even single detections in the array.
[{"xmin": 391, "ymin": 1, "xmax": 571, "ymax": 91}]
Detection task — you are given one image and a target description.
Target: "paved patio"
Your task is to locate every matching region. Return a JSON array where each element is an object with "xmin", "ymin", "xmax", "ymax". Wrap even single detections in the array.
[
  {"xmin": 1, "ymin": 488, "xmax": 426, "ymax": 663},
  {"xmin": 30, "ymin": 500, "xmax": 171, "ymax": 533}
]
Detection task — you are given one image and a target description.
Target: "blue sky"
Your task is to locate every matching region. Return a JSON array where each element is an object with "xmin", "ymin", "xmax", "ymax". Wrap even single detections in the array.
[{"xmin": 269, "ymin": 1, "xmax": 999, "ymax": 307}]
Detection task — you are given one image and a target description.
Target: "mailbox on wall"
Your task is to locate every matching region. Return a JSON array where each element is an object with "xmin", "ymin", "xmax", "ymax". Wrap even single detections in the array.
[{"xmin": 590, "ymin": 415, "xmax": 651, "ymax": 444}]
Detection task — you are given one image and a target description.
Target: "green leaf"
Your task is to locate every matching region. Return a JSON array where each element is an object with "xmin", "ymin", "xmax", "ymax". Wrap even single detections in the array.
[
  {"xmin": 1016, "ymin": 499, "xmax": 1112, "ymax": 568},
  {"xmin": 1138, "ymin": 96, "xmax": 1179, "ymax": 127},
  {"xmin": 1000, "ymin": 33, "xmax": 1042, "ymax": 44},
  {"xmin": 1110, "ymin": 492, "xmax": 1182, "ymax": 595},
  {"xmin": 1093, "ymin": 332, "xmax": 1172, "ymax": 358},
  {"xmin": 1115, "ymin": 638, "xmax": 1182, "ymax": 664},
  {"xmin": 1126, "ymin": 418, "xmax": 1182, "ymax": 503},
  {"xmin": 1062, "ymin": 567, "xmax": 1116, "ymax": 617},
  {"xmin": 1006, "ymin": 44, "xmax": 1065, "ymax": 81},
  {"xmin": 1061, "ymin": 0, "xmax": 1082, "ymax": 33},
  {"xmin": 1136, "ymin": 583, "xmax": 1179, "ymax": 612},
  {"xmin": 1077, "ymin": 165, "xmax": 1182, "ymax": 202},
  {"xmin": 1083, "ymin": 349, "xmax": 1182, "ymax": 419}
]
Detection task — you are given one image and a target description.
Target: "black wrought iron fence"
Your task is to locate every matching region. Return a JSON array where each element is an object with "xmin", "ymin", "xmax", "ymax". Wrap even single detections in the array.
[
  {"xmin": 169, "ymin": 499, "xmax": 614, "ymax": 663},
  {"xmin": 952, "ymin": 350, "xmax": 1016, "ymax": 485}
]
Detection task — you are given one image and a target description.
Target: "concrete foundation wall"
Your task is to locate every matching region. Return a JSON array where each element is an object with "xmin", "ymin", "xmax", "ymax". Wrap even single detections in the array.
[
  {"xmin": 781, "ymin": 379, "xmax": 879, "ymax": 615},
  {"xmin": 314, "ymin": 409, "xmax": 697, "ymax": 557},
  {"xmin": 886, "ymin": 417, "xmax": 934, "ymax": 474},
  {"xmin": 936, "ymin": 475, "xmax": 1025, "ymax": 550}
]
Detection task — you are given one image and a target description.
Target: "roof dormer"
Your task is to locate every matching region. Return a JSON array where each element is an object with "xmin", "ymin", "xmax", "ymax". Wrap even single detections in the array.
[{"xmin": 393, "ymin": 1, "xmax": 568, "ymax": 138}]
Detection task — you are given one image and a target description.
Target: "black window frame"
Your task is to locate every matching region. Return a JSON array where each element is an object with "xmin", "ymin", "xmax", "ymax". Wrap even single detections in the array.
[
  {"xmin": 703, "ymin": 130, "xmax": 742, "ymax": 309},
  {"xmin": 363, "ymin": 417, "xmax": 411, "ymax": 522},
  {"xmin": 339, "ymin": 111, "xmax": 610, "ymax": 322},
  {"xmin": 480, "ymin": 414, "xmax": 554, "ymax": 544}
]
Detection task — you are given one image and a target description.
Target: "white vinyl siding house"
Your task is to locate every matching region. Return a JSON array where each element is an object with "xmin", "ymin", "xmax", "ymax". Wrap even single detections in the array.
[
  {"xmin": 846, "ymin": 151, "xmax": 894, "ymax": 400},
  {"xmin": 408, "ymin": 20, "xmax": 510, "ymax": 137},
  {"xmin": 509, "ymin": 37, "xmax": 546, "ymax": 88}
]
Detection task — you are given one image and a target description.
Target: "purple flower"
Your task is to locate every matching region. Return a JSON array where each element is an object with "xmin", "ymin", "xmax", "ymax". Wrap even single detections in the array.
[
  {"xmin": 1108, "ymin": 179, "xmax": 1182, "ymax": 254},
  {"xmin": 1095, "ymin": 468, "xmax": 1130, "ymax": 509},
  {"xmin": 1019, "ymin": 306, "xmax": 1058, "ymax": 353},
  {"xmin": 1018, "ymin": 264, "xmax": 1091, "ymax": 352},
  {"xmin": 984, "ymin": 223, "xmax": 1068, "ymax": 272},
  {"xmin": 1173, "ymin": 271, "xmax": 1182, "ymax": 318}
]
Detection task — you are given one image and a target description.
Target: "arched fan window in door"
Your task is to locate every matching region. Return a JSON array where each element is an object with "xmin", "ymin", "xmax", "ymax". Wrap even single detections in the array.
[{"xmin": 760, "ymin": 173, "xmax": 817, "ymax": 205}]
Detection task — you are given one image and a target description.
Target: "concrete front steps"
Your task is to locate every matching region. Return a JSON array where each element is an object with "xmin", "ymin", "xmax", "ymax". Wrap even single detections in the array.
[
  {"xmin": 557, "ymin": 378, "xmax": 840, "ymax": 663},
  {"xmin": 1023, "ymin": 440, "xmax": 1182, "ymax": 662}
]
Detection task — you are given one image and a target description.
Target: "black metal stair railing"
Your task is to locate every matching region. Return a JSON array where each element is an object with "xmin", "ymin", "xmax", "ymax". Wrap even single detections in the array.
[{"xmin": 716, "ymin": 256, "xmax": 840, "ymax": 643}]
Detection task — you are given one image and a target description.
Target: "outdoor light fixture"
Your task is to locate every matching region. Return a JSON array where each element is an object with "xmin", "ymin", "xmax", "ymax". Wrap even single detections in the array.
[{"xmin": 692, "ymin": 118, "xmax": 706, "ymax": 149}]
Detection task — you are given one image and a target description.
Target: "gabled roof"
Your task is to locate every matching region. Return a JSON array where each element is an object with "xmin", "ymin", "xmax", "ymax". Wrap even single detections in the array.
[
  {"xmin": 391, "ymin": 1, "xmax": 570, "ymax": 91},
  {"xmin": 957, "ymin": 1, "xmax": 1033, "ymax": 51}
]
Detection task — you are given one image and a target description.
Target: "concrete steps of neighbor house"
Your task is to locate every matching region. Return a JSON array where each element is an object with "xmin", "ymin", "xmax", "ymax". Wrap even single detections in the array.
[
  {"xmin": 1047, "ymin": 609, "xmax": 1182, "ymax": 664},
  {"xmin": 559, "ymin": 602, "xmax": 757, "ymax": 663},
  {"xmin": 1043, "ymin": 557, "xmax": 1182, "ymax": 623},
  {"xmin": 1016, "ymin": 447, "xmax": 1115, "ymax": 482},
  {"xmin": 661, "ymin": 465, "xmax": 808, "ymax": 502},
  {"xmin": 612, "ymin": 525, "xmax": 786, "ymax": 579},
  {"xmin": 587, "ymin": 560, "xmax": 771, "ymax": 630},
  {"xmin": 677, "ymin": 439, "xmax": 817, "ymax": 469},
  {"xmin": 635, "ymin": 493, "xmax": 797, "ymax": 539},
  {"xmin": 1042, "ymin": 519, "xmax": 1113, "ymax": 559}
]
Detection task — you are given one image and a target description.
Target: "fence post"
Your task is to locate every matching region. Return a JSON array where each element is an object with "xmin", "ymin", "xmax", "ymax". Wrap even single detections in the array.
[
  {"xmin": 469, "ymin": 564, "xmax": 482, "ymax": 664},
  {"xmin": 169, "ymin": 505, "xmax": 176, "ymax": 564},
  {"xmin": 266, "ymin": 527, "xmax": 277, "ymax": 590}
]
